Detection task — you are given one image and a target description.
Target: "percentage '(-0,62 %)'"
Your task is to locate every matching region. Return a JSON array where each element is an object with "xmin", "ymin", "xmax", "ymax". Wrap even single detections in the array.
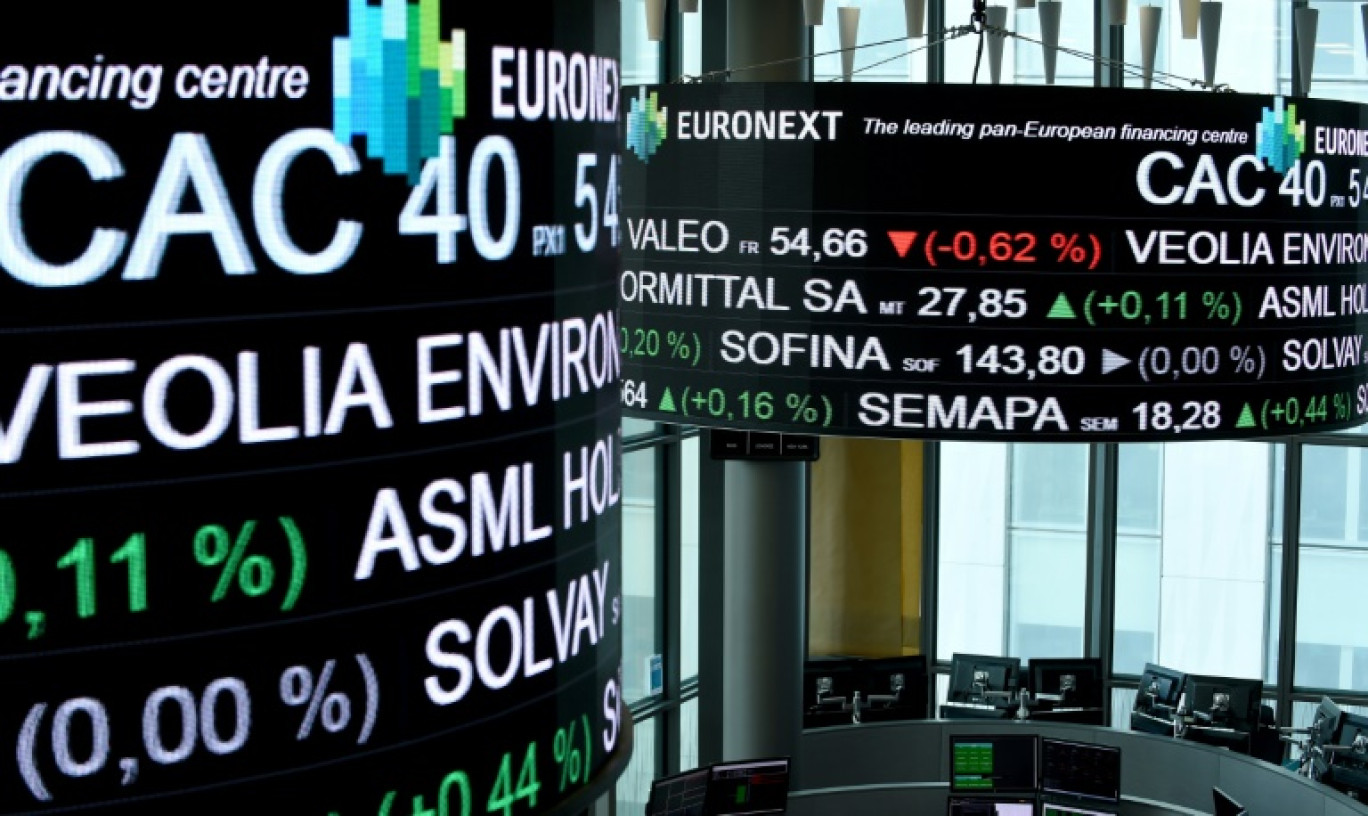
[
  {"xmin": 887, "ymin": 229, "xmax": 1102, "ymax": 270},
  {"xmin": 0, "ymin": 517, "xmax": 307, "ymax": 644},
  {"xmin": 14, "ymin": 654, "xmax": 378, "ymax": 804}
]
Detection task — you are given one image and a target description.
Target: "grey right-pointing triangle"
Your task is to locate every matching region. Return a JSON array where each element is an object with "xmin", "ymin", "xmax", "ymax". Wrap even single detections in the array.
[{"xmin": 1102, "ymin": 349, "xmax": 1132, "ymax": 375}]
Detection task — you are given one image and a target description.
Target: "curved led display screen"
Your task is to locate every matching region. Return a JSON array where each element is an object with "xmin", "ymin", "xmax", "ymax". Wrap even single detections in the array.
[
  {"xmin": 0, "ymin": 1, "xmax": 626, "ymax": 812},
  {"xmin": 621, "ymin": 83, "xmax": 1368, "ymax": 440}
]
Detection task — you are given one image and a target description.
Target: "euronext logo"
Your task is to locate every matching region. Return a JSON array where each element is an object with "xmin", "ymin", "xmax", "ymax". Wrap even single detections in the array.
[
  {"xmin": 1255, "ymin": 96, "xmax": 1306, "ymax": 175},
  {"xmin": 626, "ymin": 87, "xmax": 667, "ymax": 163},
  {"xmin": 333, "ymin": 0, "xmax": 467, "ymax": 182}
]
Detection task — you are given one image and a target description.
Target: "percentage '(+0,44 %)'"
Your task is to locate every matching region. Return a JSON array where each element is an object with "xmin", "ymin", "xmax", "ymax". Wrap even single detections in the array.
[
  {"xmin": 1082, "ymin": 290, "xmax": 1244, "ymax": 327},
  {"xmin": 332, "ymin": 714, "xmax": 595, "ymax": 816},
  {"xmin": 618, "ymin": 327, "xmax": 701, "ymax": 366},
  {"xmin": 14, "ymin": 654, "xmax": 378, "ymax": 805},
  {"xmin": 887, "ymin": 229, "xmax": 1102, "ymax": 270},
  {"xmin": 1255, "ymin": 392, "xmax": 1356, "ymax": 431},
  {"xmin": 0, "ymin": 517, "xmax": 308, "ymax": 644}
]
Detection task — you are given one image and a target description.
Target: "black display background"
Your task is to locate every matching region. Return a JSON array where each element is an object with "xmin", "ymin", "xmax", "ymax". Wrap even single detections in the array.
[
  {"xmin": 0, "ymin": 1, "xmax": 625, "ymax": 813},
  {"xmin": 621, "ymin": 83, "xmax": 1368, "ymax": 440}
]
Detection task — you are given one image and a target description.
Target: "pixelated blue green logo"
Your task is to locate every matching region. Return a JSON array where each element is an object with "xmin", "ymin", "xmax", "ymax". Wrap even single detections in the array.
[
  {"xmin": 1254, "ymin": 97, "xmax": 1306, "ymax": 175},
  {"xmin": 626, "ymin": 87, "xmax": 668, "ymax": 163},
  {"xmin": 333, "ymin": 0, "xmax": 467, "ymax": 183}
]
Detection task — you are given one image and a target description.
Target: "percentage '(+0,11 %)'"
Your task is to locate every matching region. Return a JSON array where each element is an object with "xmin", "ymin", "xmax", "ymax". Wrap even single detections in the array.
[
  {"xmin": 1082, "ymin": 290, "xmax": 1243, "ymax": 327},
  {"xmin": 14, "ymin": 654, "xmax": 378, "ymax": 804},
  {"xmin": 332, "ymin": 715, "xmax": 596, "ymax": 816},
  {"xmin": 0, "ymin": 517, "xmax": 308, "ymax": 643}
]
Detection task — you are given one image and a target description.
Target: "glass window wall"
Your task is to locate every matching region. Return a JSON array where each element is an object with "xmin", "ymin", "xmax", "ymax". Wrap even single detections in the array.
[
  {"xmin": 615, "ymin": 427, "xmax": 705, "ymax": 812},
  {"xmin": 813, "ymin": 0, "xmax": 928, "ymax": 82},
  {"xmin": 623, "ymin": 448, "xmax": 660, "ymax": 704},
  {"xmin": 1296, "ymin": 444, "xmax": 1368, "ymax": 693},
  {"xmin": 1121, "ymin": 0, "xmax": 1279, "ymax": 93},
  {"xmin": 1007, "ymin": 444, "xmax": 1089, "ymax": 660},
  {"xmin": 622, "ymin": 0, "xmax": 663, "ymax": 85},
  {"xmin": 1282, "ymin": 1, "xmax": 1368, "ymax": 102},
  {"xmin": 1114, "ymin": 441, "xmax": 1278, "ymax": 681}
]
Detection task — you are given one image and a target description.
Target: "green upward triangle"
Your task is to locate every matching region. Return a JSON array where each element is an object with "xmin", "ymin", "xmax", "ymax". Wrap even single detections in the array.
[
  {"xmin": 658, "ymin": 387, "xmax": 677, "ymax": 413},
  {"xmin": 1047, "ymin": 293, "xmax": 1077, "ymax": 319},
  {"xmin": 1236, "ymin": 403, "xmax": 1257, "ymax": 428}
]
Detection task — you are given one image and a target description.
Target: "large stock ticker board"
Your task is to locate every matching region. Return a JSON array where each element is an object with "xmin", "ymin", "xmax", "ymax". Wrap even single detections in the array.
[
  {"xmin": 0, "ymin": 1, "xmax": 627, "ymax": 813},
  {"xmin": 621, "ymin": 83, "xmax": 1368, "ymax": 440}
]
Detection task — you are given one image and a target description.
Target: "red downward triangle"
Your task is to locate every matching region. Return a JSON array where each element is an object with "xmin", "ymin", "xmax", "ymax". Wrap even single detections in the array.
[{"xmin": 887, "ymin": 231, "xmax": 918, "ymax": 258}]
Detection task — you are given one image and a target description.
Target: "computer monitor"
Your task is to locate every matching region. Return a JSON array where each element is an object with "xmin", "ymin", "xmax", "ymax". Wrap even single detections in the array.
[
  {"xmin": 1040, "ymin": 738, "xmax": 1120, "ymax": 804},
  {"xmin": 1325, "ymin": 711, "xmax": 1368, "ymax": 795},
  {"xmin": 704, "ymin": 758, "xmax": 789, "ymax": 815},
  {"xmin": 860, "ymin": 655, "xmax": 929, "ymax": 721},
  {"xmin": 1212, "ymin": 787, "xmax": 1246, "ymax": 816},
  {"xmin": 1040, "ymin": 806, "xmax": 1112, "ymax": 816},
  {"xmin": 803, "ymin": 657, "xmax": 862, "ymax": 727},
  {"xmin": 948, "ymin": 653, "xmax": 1022, "ymax": 706},
  {"xmin": 1306, "ymin": 695, "xmax": 1345, "ymax": 779},
  {"xmin": 1180, "ymin": 674, "xmax": 1262, "ymax": 753},
  {"xmin": 947, "ymin": 797, "xmax": 1037, "ymax": 816},
  {"xmin": 647, "ymin": 768, "xmax": 710, "ymax": 816},
  {"xmin": 1129, "ymin": 663, "xmax": 1185, "ymax": 735},
  {"xmin": 1312, "ymin": 695, "xmax": 1345, "ymax": 746},
  {"xmin": 1029, "ymin": 658, "xmax": 1104, "ymax": 710},
  {"xmin": 1334, "ymin": 711, "xmax": 1368, "ymax": 757},
  {"xmin": 1135, "ymin": 663, "xmax": 1185, "ymax": 710},
  {"xmin": 950, "ymin": 734, "xmax": 1038, "ymax": 794}
]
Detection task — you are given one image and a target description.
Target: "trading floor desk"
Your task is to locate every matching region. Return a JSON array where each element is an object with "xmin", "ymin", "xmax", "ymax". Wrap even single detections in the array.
[{"xmin": 788, "ymin": 719, "xmax": 1368, "ymax": 815}]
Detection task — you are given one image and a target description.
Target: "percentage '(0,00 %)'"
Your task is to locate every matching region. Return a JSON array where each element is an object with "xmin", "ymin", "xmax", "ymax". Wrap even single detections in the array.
[
  {"xmin": 14, "ymin": 657, "xmax": 374, "ymax": 805},
  {"xmin": 1137, "ymin": 345, "xmax": 1266, "ymax": 382},
  {"xmin": 14, "ymin": 654, "xmax": 379, "ymax": 804}
]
